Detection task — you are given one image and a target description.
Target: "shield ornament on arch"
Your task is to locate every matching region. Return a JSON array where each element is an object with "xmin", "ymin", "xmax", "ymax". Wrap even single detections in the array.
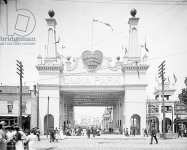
[{"xmin": 82, "ymin": 50, "xmax": 103, "ymax": 72}]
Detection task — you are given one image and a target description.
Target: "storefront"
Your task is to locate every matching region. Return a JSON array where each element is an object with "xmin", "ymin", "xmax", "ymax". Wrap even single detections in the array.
[{"xmin": 0, "ymin": 115, "xmax": 31, "ymax": 130}]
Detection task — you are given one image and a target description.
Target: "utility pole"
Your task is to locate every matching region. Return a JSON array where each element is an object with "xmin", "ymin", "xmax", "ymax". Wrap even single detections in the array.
[
  {"xmin": 37, "ymin": 85, "xmax": 39, "ymax": 128},
  {"xmin": 158, "ymin": 60, "xmax": 166, "ymax": 137},
  {"xmin": 16, "ymin": 60, "xmax": 24, "ymax": 128},
  {"xmin": 47, "ymin": 96, "xmax": 49, "ymax": 137}
]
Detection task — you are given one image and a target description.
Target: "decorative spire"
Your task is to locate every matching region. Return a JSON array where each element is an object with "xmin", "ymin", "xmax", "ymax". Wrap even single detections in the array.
[
  {"xmin": 128, "ymin": 8, "xmax": 140, "ymax": 61},
  {"xmin": 48, "ymin": 10, "xmax": 55, "ymax": 18},
  {"xmin": 44, "ymin": 10, "xmax": 57, "ymax": 62},
  {"xmin": 130, "ymin": 8, "xmax": 137, "ymax": 17}
]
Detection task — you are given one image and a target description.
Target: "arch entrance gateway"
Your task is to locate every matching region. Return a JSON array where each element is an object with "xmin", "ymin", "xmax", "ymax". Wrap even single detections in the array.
[
  {"xmin": 36, "ymin": 53, "xmax": 149, "ymax": 134},
  {"xmin": 35, "ymin": 9, "xmax": 149, "ymax": 134}
]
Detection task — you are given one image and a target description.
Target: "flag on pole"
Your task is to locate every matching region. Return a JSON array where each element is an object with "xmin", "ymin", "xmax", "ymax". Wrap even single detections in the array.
[
  {"xmin": 93, "ymin": 19, "xmax": 113, "ymax": 31},
  {"xmin": 145, "ymin": 42, "xmax": 149, "ymax": 52},
  {"xmin": 121, "ymin": 45, "xmax": 128, "ymax": 55},
  {"xmin": 135, "ymin": 61, "xmax": 140, "ymax": 78},
  {"xmin": 173, "ymin": 73, "xmax": 177, "ymax": 83},
  {"xmin": 125, "ymin": 47, "xmax": 128, "ymax": 55}
]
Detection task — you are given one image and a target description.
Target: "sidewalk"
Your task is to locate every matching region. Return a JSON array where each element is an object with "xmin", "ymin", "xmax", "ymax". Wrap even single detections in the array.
[
  {"xmin": 40, "ymin": 134, "xmax": 152, "ymax": 140},
  {"xmin": 34, "ymin": 135, "xmax": 187, "ymax": 150}
]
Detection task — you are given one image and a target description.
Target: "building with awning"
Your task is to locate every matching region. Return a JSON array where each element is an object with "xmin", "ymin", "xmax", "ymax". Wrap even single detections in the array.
[
  {"xmin": 146, "ymin": 79, "xmax": 187, "ymax": 134},
  {"xmin": 0, "ymin": 86, "xmax": 36, "ymax": 129}
]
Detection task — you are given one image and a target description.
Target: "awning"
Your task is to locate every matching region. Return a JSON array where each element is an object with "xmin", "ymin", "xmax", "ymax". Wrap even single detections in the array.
[
  {"xmin": 0, "ymin": 114, "xmax": 30, "ymax": 117},
  {"xmin": 174, "ymin": 118, "xmax": 187, "ymax": 123}
]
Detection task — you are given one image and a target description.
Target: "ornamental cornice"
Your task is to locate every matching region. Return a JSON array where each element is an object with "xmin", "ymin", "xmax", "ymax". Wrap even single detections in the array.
[
  {"xmin": 38, "ymin": 84, "xmax": 125, "ymax": 92},
  {"xmin": 124, "ymin": 84, "xmax": 148, "ymax": 88},
  {"xmin": 121, "ymin": 64, "xmax": 149, "ymax": 72},
  {"xmin": 36, "ymin": 64, "xmax": 63, "ymax": 72}
]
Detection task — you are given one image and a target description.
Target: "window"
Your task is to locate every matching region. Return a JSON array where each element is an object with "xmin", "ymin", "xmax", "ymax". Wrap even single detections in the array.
[
  {"xmin": 148, "ymin": 104, "xmax": 159, "ymax": 113},
  {"xmin": 7, "ymin": 101, "xmax": 13, "ymax": 114},
  {"xmin": 161, "ymin": 106, "xmax": 172, "ymax": 113}
]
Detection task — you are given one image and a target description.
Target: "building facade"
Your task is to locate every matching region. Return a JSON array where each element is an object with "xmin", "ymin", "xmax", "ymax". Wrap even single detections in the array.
[
  {"xmin": 0, "ymin": 86, "xmax": 36, "ymax": 129},
  {"xmin": 36, "ymin": 9, "xmax": 149, "ymax": 135},
  {"xmin": 146, "ymin": 79, "xmax": 187, "ymax": 135},
  {"xmin": 102, "ymin": 107, "xmax": 113, "ymax": 132}
]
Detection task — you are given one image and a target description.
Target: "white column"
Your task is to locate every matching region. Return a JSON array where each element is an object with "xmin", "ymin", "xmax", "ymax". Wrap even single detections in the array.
[
  {"xmin": 113, "ymin": 105, "xmax": 117, "ymax": 129},
  {"xmin": 128, "ymin": 13, "xmax": 140, "ymax": 60},
  {"xmin": 59, "ymin": 93, "xmax": 64, "ymax": 128},
  {"xmin": 45, "ymin": 13, "xmax": 57, "ymax": 61}
]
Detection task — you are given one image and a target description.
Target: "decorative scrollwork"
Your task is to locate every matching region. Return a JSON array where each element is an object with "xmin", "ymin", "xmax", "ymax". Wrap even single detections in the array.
[{"xmin": 82, "ymin": 50, "xmax": 103, "ymax": 72}]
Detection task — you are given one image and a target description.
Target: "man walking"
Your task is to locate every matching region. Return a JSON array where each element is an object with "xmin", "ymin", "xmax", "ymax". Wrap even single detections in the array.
[
  {"xmin": 36, "ymin": 128, "xmax": 40, "ymax": 141},
  {"xmin": 144, "ymin": 128, "xmax": 148, "ymax": 137},
  {"xmin": 86, "ymin": 127, "xmax": 91, "ymax": 139},
  {"xmin": 150, "ymin": 126, "xmax": 158, "ymax": 144}
]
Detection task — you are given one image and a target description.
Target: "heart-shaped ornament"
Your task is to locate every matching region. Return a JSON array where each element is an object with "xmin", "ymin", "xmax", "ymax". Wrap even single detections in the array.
[{"xmin": 82, "ymin": 50, "xmax": 103, "ymax": 72}]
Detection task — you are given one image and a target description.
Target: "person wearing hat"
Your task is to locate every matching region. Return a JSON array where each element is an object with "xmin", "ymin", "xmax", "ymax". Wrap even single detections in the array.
[
  {"xmin": 25, "ymin": 129, "xmax": 37, "ymax": 150},
  {"xmin": 0, "ymin": 124, "xmax": 7, "ymax": 150},
  {"xmin": 6, "ymin": 126, "xmax": 16, "ymax": 150},
  {"xmin": 14, "ymin": 127, "xmax": 24, "ymax": 150}
]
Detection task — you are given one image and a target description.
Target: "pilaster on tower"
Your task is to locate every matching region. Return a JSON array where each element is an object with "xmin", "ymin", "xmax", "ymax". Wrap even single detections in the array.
[
  {"xmin": 44, "ymin": 10, "xmax": 58, "ymax": 63},
  {"xmin": 128, "ymin": 9, "xmax": 141, "ymax": 62},
  {"xmin": 36, "ymin": 10, "xmax": 63, "ymax": 75}
]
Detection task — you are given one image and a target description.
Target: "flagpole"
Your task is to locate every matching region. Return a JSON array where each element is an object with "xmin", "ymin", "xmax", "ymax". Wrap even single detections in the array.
[{"xmin": 91, "ymin": 19, "xmax": 94, "ymax": 51}]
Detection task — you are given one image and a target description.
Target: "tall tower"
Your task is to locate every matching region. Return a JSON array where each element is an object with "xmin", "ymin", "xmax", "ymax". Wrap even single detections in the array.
[
  {"xmin": 36, "ymin": 10, "xmax": 63, "ymax": 134},
  {"xmin": 121, "ymin": 9, "xmax": 149, "ymax": 135},
  {"xmin": 45, "ymin": 10, "xmax": 57, "ymax": 63},
  {"xmin": 128, "ymin": 8, "xmax": 141, "ymax": 61}
]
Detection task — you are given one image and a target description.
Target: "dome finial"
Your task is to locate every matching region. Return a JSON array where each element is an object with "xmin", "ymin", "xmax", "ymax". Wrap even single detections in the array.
[
  {"xmin": 130, "ymin": 8, "xmax": 137, "ymax": 17},
  {"xmin": 48, "ymin": 10, "xmax": 55, "ymax": 18}
]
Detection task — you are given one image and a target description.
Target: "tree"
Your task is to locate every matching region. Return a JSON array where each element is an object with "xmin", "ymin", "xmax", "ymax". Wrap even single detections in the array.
[{"xmin": 178, "ymin": 77, "xmax": 187, "ymax": 105}]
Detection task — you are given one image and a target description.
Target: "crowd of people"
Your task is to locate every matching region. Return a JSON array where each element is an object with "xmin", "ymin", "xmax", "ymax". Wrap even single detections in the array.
[
  {"xmin": 47, "ymin": 126, "xmax": 101, "ymax": 142},
  {"xmin": 0, "ymin": 124, "xmax": 40, "ymax": 150},
  {"xmin": 1, "ymin": 122, "xmax": 187, "ymax": 149}
]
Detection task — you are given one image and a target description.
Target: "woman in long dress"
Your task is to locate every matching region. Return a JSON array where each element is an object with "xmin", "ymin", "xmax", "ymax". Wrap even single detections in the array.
[
  {"xmin": 15, "ymin": 128, "xmax": 24, "ymax": 150},
  {"xmin": 59, "ymin": 129, "xmax": 65, "ymax": 140},
  {"xmin": 26, "ymin": 130, "xmax": 38, "ymax": 150}
]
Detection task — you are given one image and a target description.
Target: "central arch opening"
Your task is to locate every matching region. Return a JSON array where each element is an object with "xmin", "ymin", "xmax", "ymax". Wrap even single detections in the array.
[
  {"xmin": 74, "ymin": 106, "xmax": 105, "ymax": 127},
  {"xmin": 61, "ymin": 90, "xmax": 124, "ymax": 133}
]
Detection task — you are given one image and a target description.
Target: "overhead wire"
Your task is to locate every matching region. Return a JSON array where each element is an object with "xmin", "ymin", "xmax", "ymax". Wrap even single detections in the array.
[{"xmin": 56, "ymin": 0, "xmax": 187, "ymax": 5}]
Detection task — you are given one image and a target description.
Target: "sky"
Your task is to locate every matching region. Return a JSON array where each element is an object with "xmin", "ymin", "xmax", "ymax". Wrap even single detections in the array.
[{"xmin": 0, "ymin": 0, "xmax": 187, "ymax": 104}]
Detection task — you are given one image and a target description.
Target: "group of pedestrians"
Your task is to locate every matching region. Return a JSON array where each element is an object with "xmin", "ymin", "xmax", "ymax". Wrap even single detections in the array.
[
  {"xmin": 86, "ymin": 127, "xmax": 101, "ymax": 139},
  {"xmin": 0, "ymin": 124, "xmax": 40, "ymax": 150},
  {"xmin": 48, "ymin": 128, "xmax": 65, "ymax": 142},
  {"xmin": 123, "ymin": 126, "xmax": 158, "ymax": 144},
  {"xmin": 124, "ymin": 128, "xmax": 129, "ymax": 136}
]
